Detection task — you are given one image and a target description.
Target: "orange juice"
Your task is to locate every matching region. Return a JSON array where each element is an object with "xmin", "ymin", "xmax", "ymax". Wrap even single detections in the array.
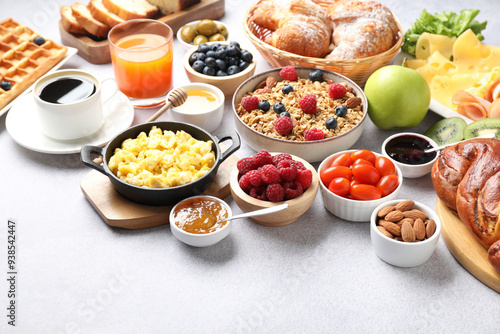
[{"xmin": 111, "ymin": 33, "xmax": 173, "ymax": 99}]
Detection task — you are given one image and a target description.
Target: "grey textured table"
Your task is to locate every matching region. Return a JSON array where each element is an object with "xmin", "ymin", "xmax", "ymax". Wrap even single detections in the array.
[{"xmin": 1, "ymin": 0, "xmax": 499, "ymax": 333}]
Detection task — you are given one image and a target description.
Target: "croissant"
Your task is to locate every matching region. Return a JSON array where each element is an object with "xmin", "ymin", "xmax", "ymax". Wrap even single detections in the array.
[
  {"xmin": 251, "ymin": 0, "xmax": 332, "ymax": 58},
  {"xmin": 325, "ymin": 0, "xmax": 399, "ymax": 60},
  {"xmin": 431, "ymin": 138, "xmax": 500, "ymax": 272}
]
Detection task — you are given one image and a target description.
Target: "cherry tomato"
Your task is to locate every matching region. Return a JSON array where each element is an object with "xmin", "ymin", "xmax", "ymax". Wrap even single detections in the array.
[
  {"xmin": 328, "ymin": 177, "xmax": 350, "ymax": 197},
  {"xmin": 351, "ymin": 149, "xmax": 376, "ymax": 165},
  {"xmin": 352, "ymin": 158, "xmax": 373, "ymax": 167},
  {"xmin": 351, "ymin": 164, "xmax": 380, "ymax": 185},
  {"xmin": 375, "ymin": 156, "xmax": 396, "ymax": 177},
  {"xmin": 320, "ymin": 166, "xmax": 352, "ymax": 186},
  {"xmin": 350, "ymin": 184, "xmax": 382, "ymax": 201},
  {"xmin": 350, "ymin": 179, "xmax": 361, "ymax": 187},
  {"xmin": 330, "ymin": 153, "xmax": 353, "ymax": 168},
  {"xmin": 376, "ymin": 174, "xmax": 399, "ymax": 197}
]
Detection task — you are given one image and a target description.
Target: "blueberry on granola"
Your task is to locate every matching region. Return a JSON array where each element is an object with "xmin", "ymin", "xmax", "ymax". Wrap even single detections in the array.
[
  {"xmin": 325, "ymin": 117, "xmax": 338, "ymax": 129},
  {"xmin": 258, "ymin": 100, "xmax": 270, "ymax": 112},
  {"xmin": 335, "ymin": 105, "xmax": 348, "ymax": 118},
  {"xmin": 282, "ymin": 84, "xmax": 294, "ymax": 94},
  {"xmin": 273, "ymin": 102, "xmax": 286, "ymax": 114},
  {"xmin": 308, "ymin": 70, "xmax": 323, "ymax": 82},
  {"xmin": 280, "ymin": 112, "xmax": 291, "ymax": 118}
]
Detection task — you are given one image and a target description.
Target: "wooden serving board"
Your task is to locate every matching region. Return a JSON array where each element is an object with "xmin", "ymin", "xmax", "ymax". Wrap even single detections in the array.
[
  {"xmin": 59, "ymin": 0, "xmax": 225, "ymax": 64},
  {"xmin": 80, "ymin": 151, "xmax": 238, "ymax": 229},
  {"xmin": 436, "ymin": 199, "xmax": 500, "ymax": 293}
]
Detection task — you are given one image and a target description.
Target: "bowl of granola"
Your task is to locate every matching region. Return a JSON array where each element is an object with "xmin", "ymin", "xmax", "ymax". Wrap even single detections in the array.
[{"xmin": 231, "ymin": 66, "xmax": 368, "ymax": 162}]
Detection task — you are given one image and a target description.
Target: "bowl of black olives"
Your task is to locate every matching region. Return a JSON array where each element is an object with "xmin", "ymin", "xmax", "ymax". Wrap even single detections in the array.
[
  {"xmin": 177, "ymin": 19, "xmax": 229, "ymax": 50},
  {"xmin": 183, "ymin": 41, "xmax": 257, "ymax": 99}
]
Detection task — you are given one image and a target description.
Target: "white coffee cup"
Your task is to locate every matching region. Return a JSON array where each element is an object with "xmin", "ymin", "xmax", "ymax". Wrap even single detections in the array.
[{"xmin": 34, "ymin": 69, "xmax": 118, "ymax": 141}]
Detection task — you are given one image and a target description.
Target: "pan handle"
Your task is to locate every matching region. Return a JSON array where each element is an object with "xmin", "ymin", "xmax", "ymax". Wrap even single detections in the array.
[
  {"xmin": 214, "ymin": 131, "xmax": 241, "ymax": 163},
  {"xmin": 81, "ymin": 145, "xmax": 106, "ymax": 175}
]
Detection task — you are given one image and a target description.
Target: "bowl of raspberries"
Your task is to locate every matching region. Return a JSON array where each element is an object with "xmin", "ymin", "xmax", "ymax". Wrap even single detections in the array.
[{"xmin": 229, "ymin": 149, "xmax": 319, "ymax": 227}]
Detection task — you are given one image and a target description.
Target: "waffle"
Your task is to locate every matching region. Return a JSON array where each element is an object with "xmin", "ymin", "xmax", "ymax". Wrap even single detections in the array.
[{"xmin": 0, "ymin": 18, "xmax": 67, "ymax": 110}]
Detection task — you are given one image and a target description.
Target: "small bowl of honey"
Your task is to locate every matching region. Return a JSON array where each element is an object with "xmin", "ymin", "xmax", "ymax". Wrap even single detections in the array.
[
  {"xmin": 169, "ymin": 195, "xmax": 232, "ymax": 247},
  {"xmin": 168, "ymin": 83, "xmax": 224, "ymax": 133}
]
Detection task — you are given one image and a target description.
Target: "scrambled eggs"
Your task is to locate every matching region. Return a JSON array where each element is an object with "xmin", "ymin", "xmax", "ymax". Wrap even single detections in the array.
[{"xmin": 108, "ymin": 127, "xmax": 215, "ymax": 188}]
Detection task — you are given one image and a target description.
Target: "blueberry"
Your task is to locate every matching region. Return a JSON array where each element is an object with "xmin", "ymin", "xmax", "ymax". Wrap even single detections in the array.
[
  {"xmin": 229, "ymin": 41, "xmax": 240, "ymax": 49},
  {"xmin": 335, "ymin": 105, "xmax": 348, "ymax": 117},
  {"xmin": 239, "ymin": 61, "xmax": 249, "ymax": 71},
  {"xmin": 206, "ymin": 50, "xmax": 216, "ymax": 58},
  {"xmin": 227, "ymin": 65, "xmax": 240, "ymax": 75},
  {"xmin": 227, "ymin": 57, "xmax": 239, "ymax": 66},
  {"xmin": 308, "ymin": 70, "xmax": 323, "ymax": 82},
  {"xmin": 210, "ymin": 43, "xmax": 221, "ymax": 51},
  {"xmin": 240, "ymin": 50, "xmax": 253, "ymax": 63},
  {"xmin": 192, "ymin": 60, "xmax": 205, "ymax": 73},
  {"xmin": 0, "ymin": 80, "xmax": 12, "ymax": 91},
  {"xmin": 33, "ymin": 36, "xmax": 45, "ymax": 46},
  {"xmin": 198, "ymin": 43, "xmax": 210, "ymax": 53},
  {"xmin": 325, "ymin": 117, "xmax": 338, "ymax": 129},
  {"xmin": 215, "ymin": 47, "xmax": 227, "ymax": 59},
  {"xmin": 280, "ymin": 112, "xmax": 291, "ymax": 118},
  {"xmin": 226, "ymin": 44, "xmax": 239, "ymax": 57},
  {"xmin": 205, "ymin": 57, "xmax": 216, "ymax": 67},
  {"xmin": 189, "ymin": 52, "xmax": 206, "ymax": 66},
  {"xmin": 215, "ymin": 59, "xmax": 227, "ymax": 71},
  {"xmin": 282, "ymin": 84, "xmax": 294, "ymax": 94},
  {"xmin": 258, "ymin": 100, "xmax": 270, "ymax": 112},
  {"xmin": 216, "ymin": 70, "xmax": 227, "ymax": 76},
  {"xmin": 273, "ymin": 102, "xmax": 286, "ymax": 114},
  {"xmin": 203, "ymin": 66, "xmax": 216, "ymax": 76}
]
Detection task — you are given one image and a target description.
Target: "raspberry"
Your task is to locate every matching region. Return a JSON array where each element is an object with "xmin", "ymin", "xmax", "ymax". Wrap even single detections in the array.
[
  {"xmin": 249, "ymin": 186, "xmax": 267, "ymax": 200},
  {"xmin": 261, "ymin": 164, "xmax": 280, "ymax": 184},
  {"xmin": 246, "ymin": 169, "xmax": 263, "ymax": 187},
  {"xmin": 274, "ymin": 116, "xmax": 293, "ymax": 136},
  {"xmin": 283, "ymin": 181, "xmax": 303, "ymax": 199},
  {"xmin": 293, "ymin": 160, "xmax": 306, "ymax": 171},
  {"xmin": 329, "ymin": 83, "xmax": 347, "ymax": 99},
  {"xmin": 266, "ymin": 183, "xmax": 285, "ymax": 202},
  {"xmin": 279, "ymin": 66, "xmax": 298, "ymax": 81},
  {"xmin": 237, "ymin": 157, "xmax": 258, "ymax": 176},
  {"xmin": 277, "ymin": 159, "xmax": 297, "ymax": 182},
  {"xmin": 304, "ymin": 128, "xmax": 325, "ymax": 141},
  {"xmin": 296, "ymin": 169, "xmax": 312, "ymax": 190},
  {"xmin": 238, "ymin": 174, "xmax": 252, "ymax": 192},
  {"xmin": 241, "ymin": 96, "xmax": 259, "ymax": 111},
  {"xmin": 272, "ymin": 153, "xmax": 293, "ymax": 166},
  {"xmin": 254, "ymin": 149, "xmax": 273, "ymax": 167},
  {"xmin": 299, "ymin": 94, "xmax": 317, "ymax": 114}
]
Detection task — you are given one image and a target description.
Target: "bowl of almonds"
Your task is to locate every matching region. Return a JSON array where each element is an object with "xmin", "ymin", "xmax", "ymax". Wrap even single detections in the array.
[{"xmin": 370, "ymin": 199, "xmax": 441, "ymax": 267}]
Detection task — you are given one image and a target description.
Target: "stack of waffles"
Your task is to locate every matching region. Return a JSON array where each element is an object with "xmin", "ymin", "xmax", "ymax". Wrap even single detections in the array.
[{"xmin": 0, "ymin": 18, "xmax": 68, "ymax": 110}]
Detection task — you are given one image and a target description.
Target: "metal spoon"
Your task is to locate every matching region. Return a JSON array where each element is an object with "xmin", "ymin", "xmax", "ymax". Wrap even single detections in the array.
[
  {"xmin": 207, "ymin": 203, "xmax": 289, "ymax": 227},
  {"xmin": 424, "ymin": 133, "xmax": 496, "ymax": 153}
]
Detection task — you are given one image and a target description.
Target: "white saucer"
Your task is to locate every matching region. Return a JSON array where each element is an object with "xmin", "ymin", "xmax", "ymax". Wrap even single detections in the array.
[{"xmin": 5, "ymin": 91, "xmax": 134, "ymax": 154}]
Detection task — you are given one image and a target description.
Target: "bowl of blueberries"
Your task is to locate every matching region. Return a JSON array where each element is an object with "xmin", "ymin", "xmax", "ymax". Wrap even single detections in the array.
[{"xmin": 183, "ymin": 41, "xmax": 257, "ymax": 99}]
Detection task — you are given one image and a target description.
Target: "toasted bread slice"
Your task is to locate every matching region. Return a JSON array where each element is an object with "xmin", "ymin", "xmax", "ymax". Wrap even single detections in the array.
[
  {"xmin": 60, "ymin": 5, "xmax": 87, "ymax": 35},
  {"xmin": 89, "ymin": 0, "xmax": 125, "ymax": 27},
  {"xmin": 102, "ymin": 0, "xmax": 159, "ymax": 20},
  {"xmin": 71, "ymin": 3, "xmax": 111, "ymax": 38},
  {"xmin": 147, "ymin": 0, "xmax": 200, "ymax": 15}
]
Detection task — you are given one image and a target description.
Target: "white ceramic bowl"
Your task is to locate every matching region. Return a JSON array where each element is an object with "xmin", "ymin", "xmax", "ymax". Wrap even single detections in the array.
[
  {"xmin": 381, "ymin": 132, "xmax": 439, "ymax": 178},
  {"xmin": 168, "ymin": 83, "xmax": 224, "ymax": 133},
  {"xmin": 318, "ymin": 150, "xmax": 403, "ymax": 222},
  {"xmin": 232, "ymin": 67, "xmax": 368, "ymax": 163},
  {"xmin": 370, "ymin": 199, "xmax": 441, "ymax": 267},
  {"xmin": 169, "ymin": 195, "xmax": 232, "ymax": 247},
  {"xmin": 177, "ymin": 20, "xmax": 229, "ymax": 51}
]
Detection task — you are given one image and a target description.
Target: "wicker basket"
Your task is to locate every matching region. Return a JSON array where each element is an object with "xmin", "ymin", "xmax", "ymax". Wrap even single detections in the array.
[{"xmin": 243, "ymin": 0, "xmax": 404, "ymax": 87}]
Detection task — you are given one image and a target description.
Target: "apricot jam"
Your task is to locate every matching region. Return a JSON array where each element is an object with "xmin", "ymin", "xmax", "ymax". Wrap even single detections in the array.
[{"xmin": 172, "ymin": 197, "xmax": 228, "ymax": 234}]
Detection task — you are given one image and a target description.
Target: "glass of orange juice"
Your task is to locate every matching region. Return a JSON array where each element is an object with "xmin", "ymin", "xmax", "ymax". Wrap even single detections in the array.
[{"xmin": 108, "ymin": 19, "xmax": 173, "ymax": 108}]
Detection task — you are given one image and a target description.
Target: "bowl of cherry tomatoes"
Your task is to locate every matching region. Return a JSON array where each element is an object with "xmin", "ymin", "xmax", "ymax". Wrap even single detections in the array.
[{"xmin": 318, "ymin": 149, "xmax": 403, "ymax": 222}]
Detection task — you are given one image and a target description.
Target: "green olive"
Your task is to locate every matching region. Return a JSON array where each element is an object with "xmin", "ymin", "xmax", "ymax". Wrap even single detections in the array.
[
  {"xmin": 216, "ymin": 23, "xmax": 228, "ymax": 38},
  {"xmin": 179, "ymin": 25, "xmax": 196, "ymax": 43},
  {"xmin": 196, "ymin": 19, "xmax": 217, "ymax": 36},
  {"xmin": 209, "ymin": 33, "xmax": 226, "ymax": 42},
  {"xmin": 192, "ymin": 35, "xmax": 209, "ymax": 46}
]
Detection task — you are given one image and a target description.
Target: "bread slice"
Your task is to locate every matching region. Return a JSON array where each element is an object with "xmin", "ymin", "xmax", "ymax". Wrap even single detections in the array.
[
  {"xmin": 146, "ymin": 0, "xmax": 200, "ymax": 15},
  {"xmin": 71, "ymin": 3, "xmax": 111, "ymax": 38},
  {"xmin": 102, "ymin": 0, "xmax": 159, "ymax": 20},
  {"xmin": 89, "ymin": 0, "xmax": 125, "ymax": 27},
  {"xmin": 60, "ymin": 5, "xmax": 87, "ymax": 35}
]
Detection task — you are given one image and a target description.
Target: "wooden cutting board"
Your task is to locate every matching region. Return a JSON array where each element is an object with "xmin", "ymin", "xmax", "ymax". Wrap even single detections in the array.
[
  {"xmin": 59, "ymin": 0, "xmax": 225, "ymax": 64},
  {"xmin": 436, "ymin": 199, "xmax": 500, "ymax": 293},
  {"xmin": 80, "ymin": 151, "xmax": 238, "ymax": 229}
]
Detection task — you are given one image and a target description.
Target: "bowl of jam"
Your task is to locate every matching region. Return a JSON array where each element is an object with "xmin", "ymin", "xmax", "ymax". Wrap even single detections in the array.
[
  {"xmin": 381, "ymin": 132, "xmax": 438, "ymax": 178},
  {"xmin": 170, "ymin": 195, "xmax": 232, "ymax": 247}
]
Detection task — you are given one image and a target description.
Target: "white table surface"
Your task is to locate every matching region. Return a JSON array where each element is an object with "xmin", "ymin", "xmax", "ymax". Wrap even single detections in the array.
[{"xmin": 1, "ymin": 0, "xmax": 499, "ymax": 333}]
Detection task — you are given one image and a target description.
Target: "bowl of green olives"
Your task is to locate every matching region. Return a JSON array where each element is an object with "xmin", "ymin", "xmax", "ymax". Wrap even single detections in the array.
[{"xmin": 177, "ymin": 19, "xmax": 229, "ymax": 51}]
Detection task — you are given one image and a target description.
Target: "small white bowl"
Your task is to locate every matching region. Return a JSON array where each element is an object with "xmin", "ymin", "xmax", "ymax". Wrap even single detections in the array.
[
  {"xmin": 168, "ymin": 83, "xmax": 224, "ymax": 133},
  {"xmin": 169, "ymin": 195, "xmax": 232, "ymax": 247},
  {"xmin": 318, "ymin": 150, "xmax": 403, "ymax": 222},
  {"xmin": 177, "ymin": 20, "xmax": 229, "ymax": 51},
  {"xmin": 370, "ymin": 199, "xmax": 441, "ymax": 267},
  {"xmin": 381, "ymin": 132, "xmax": 439, "ymax": 178}
]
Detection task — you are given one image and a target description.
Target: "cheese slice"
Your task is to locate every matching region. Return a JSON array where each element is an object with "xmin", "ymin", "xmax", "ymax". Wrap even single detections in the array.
[{"xmin": 416, "ymin": 32, "xmax": 456, "ymax": 60}]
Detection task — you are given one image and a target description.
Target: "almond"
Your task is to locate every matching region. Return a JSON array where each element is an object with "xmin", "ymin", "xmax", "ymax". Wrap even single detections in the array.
[
  {"xmin": 395, "ymin": 200, "xmax": 414, "ymax": 212},
  {"xmin": 255, "ymin": 79, "xmax": 267, "ymax": 90},
  {"xmin": 345, "ymin": 96, "xmax": 362, "ymax": 108},
  {"xmin": 426, "ymin": 219, "xmax": 436, "ymax": 239},
  {"xmin": 255, "ymin": 87, "xmax": 272, "ymax": 95},
  {"xmin": 379, "ymin": 220, "xmax": 401, "ymax": 236},
  {"xmin": 266, "ymin": 76, "xmax": 277, "ymax": 88},
  {"xmin": 414, "ymin": 218, "xmax": 426, "ymax": 240},
  {"xmin": 401, "ymin": 221, "xmax": 416, "ymax": 242},
  {"xmin": 384, "ymin": 210, "xmax": 404, "ymax": 222},
  {"xmin": 397, "ymin": 218, "xmax": 414, "ymax": 227},
  {"xmin": 377, "ymin": 205, "xmax": 395, "ymax": 218},
  {"xmin": 377, "ymin": 226, "xmax": 393, "ymax": 239},
  {"xmin": 403, "ymin": 209, "xmax": 427, "ymax": 221}
]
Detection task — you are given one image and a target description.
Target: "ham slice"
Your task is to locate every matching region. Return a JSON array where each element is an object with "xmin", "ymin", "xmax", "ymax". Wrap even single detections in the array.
[
  {"xmin": 452, "ymin": 90, "xmax": 491, "ymax": 120},
  {"xmin": 484, "ymin": 77, "xmax": 500, "ymax": 102}
]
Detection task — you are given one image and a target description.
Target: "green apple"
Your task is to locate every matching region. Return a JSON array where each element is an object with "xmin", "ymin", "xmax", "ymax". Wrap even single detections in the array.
[{"xmin": 365, "ymin": 65, "xmax": 431, "ymax": 130}]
